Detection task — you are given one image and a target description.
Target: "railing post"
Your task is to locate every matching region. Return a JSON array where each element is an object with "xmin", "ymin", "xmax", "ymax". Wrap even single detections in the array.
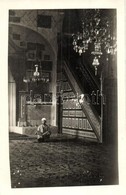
[{"xmin": 100, "ymin": 72, "xmax": 104, "ymax": 143}]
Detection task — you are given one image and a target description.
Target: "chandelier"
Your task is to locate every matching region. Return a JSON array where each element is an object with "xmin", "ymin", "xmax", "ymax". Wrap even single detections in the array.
[
  {"xmin": 23, "ymin": 64, "xmax": 50, "ymax": 83},
  {"xmin": 72, "ymin": 21, "xmax": 90, "ymax": 55},
  {"xmin": 72, "ymin": 9, "xmax": 117, "ymax": 75}
]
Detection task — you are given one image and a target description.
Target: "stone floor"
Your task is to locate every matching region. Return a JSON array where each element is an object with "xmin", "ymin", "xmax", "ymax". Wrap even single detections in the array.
[{"xmin": 9, "ymin": 132, "xmax": 118, "ymax": 188}]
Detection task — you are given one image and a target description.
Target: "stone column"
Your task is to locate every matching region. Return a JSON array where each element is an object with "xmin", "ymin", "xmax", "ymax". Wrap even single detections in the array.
[
  {"xmin": 8, "ymin": 67, "xmax": 16, "ymax": 128},
  {"xmin": 103, "ymin": 55, "xmax": 117, "ymax": 144},
  {"xmin": 51, "ymin": 58, "xmax": 57, "ymax": 126}
]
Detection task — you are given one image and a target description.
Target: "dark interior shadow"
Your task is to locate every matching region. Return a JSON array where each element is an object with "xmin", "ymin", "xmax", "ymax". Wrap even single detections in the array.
[
  {"xmin": 9, "ymin": 132, "xmax": 101, "ymax": 147},
  {"xmin": 9, "ymin": 132, "xmax": 33, "ymax": 140}
]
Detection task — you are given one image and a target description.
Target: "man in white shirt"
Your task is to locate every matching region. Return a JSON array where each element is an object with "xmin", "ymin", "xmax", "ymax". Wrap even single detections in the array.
[{"xmin": 36, "ymin": 118, "xmax": 51, "ymax": 142}]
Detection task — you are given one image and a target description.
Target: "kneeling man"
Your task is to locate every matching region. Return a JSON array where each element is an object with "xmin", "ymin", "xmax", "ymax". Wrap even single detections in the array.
[{"xmin": 36, "ymin": 118, "xmax": 51, "ymax": 142}]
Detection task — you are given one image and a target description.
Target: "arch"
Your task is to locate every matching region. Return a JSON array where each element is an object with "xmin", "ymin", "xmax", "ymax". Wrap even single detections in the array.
[{"xmin": 9, "ymin": 23, "xmax": 57, "ymax": 60}]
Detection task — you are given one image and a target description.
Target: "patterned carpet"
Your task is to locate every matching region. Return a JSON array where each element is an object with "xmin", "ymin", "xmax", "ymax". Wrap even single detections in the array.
[{"xmin": 9, "ymin": 132, "xmax": 118, "ymax": 188}]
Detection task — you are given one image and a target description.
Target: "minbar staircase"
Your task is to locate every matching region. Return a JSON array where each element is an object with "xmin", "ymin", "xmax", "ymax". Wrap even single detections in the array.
[{"xmin": 63, "ymin": 61, "xmax": 102, "ymax": 142}]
